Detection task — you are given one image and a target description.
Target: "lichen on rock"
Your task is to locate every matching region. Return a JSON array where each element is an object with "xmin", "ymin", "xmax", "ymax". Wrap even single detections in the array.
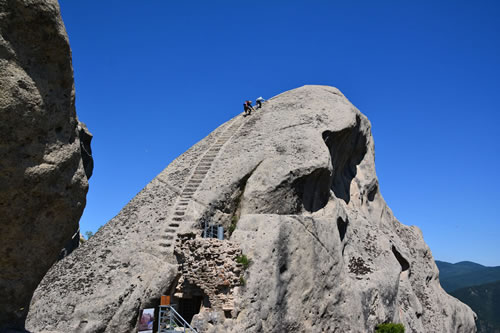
[
  {"xmin": 0, "ymin": 0, "xmax": 93, "ymax": 331},
  {"xmin": 26, "ymin": 85, "xmax": 476, "ymax": 333}
]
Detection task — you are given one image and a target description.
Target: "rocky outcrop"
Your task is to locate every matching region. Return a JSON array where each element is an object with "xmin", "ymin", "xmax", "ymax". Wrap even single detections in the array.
[
  {"xmin": 0, "ymin": 0, "xmax": 92, "ymax": 331},
  {"xmin": 174, "ymin": 233, "xmax": 243, "ymax": 313},
  {"xmin": 27, "ymin": 86, "xmax": 474, "ymax": 333}
]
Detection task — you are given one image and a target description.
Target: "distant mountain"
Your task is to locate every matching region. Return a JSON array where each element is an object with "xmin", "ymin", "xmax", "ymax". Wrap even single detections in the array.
[
  {"xmin": 436, "ymin": 260, "xmax": 500, "ymax": 292},
  {"xmin": 451, "ymin": 280, "xmax": 500, "ymax": 333}
]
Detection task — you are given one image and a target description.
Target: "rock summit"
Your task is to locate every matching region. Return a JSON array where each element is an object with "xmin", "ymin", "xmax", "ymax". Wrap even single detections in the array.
[{"xmin": 27, "ymin": 85, "xmax": 475, "ymax": 332}]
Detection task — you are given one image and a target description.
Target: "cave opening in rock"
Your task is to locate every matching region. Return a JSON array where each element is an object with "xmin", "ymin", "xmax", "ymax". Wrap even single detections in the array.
[
  {"xmin": 292, "ymin": 168, "xmax": 332, "ymax": 213},
  {"xmin": 167, "ymin": 278, "xmax": 211, "ymax": 323},
  {"xmin": 177, "ymin": 295, "xmax": 203, "ymax": 324},
  {"xmin": 322, "ymin": 116, "xmax": 367, "ymax": 204},
  {"xmin": 171, "ymin": 277, "xmax": 210, "ymax": 325},
  {"xmin": 367, "ymin": 183, "xmax": 378, "ymax": 202},
  {"xmin": 392, "ymin": 245, "xmax": 410, "ymax": 273},
  {"xmin": 337, "ymin": 217, "xmax": 348, "ymax": 242}
]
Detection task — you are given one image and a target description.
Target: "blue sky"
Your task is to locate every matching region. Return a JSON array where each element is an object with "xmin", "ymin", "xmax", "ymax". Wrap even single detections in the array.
[{"xmin": 59, "ymin": 1, "xmax": 499, "ymax": 266}]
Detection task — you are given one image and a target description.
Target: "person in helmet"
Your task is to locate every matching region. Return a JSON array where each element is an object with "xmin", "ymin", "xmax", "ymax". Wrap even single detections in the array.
[{"xmin": 256, "ymin": 96, "xmax": 265, "ymax": 109}]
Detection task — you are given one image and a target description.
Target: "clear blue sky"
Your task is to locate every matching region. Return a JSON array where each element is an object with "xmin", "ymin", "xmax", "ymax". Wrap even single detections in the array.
[{"xmin": 59, "ymin": 1, "xmax": 499, "ymax": 266}]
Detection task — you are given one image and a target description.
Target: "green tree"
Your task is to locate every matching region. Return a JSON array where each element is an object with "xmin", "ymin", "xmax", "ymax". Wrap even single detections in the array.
[
  {"xmin": 84, "ymin": 231, "xmax": 94, "ymax": 240},
  {"xmin": 375, "ymin": 323, "xmax": 405, "ymax": 333}
]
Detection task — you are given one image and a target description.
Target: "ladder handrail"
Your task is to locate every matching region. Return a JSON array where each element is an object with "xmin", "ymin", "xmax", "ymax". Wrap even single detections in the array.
[
  {"xmin": 159, "ymin": 305, "xmax": 198, "ymax": 333},
  {"xmin": 169, "ymin": 305, "xmax": 196, "ymax": 331}
]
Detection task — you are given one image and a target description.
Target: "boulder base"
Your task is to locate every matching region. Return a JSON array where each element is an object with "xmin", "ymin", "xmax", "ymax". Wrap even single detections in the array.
[
  {"xmin": 27, "ymin": 86, "xmax": 475, "ymax": 333},
  {"xmin": 0, "ymin": 0, "xmax": 92, "ymax": 330}
]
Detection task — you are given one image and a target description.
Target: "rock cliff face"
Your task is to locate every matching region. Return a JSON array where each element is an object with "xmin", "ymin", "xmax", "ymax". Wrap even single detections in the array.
[
  {"xmin": 27, "ymin": 86, "xmax": 474, "ymax": 332},
  {"xmin": 0, "ymin": 0, "xmax": 92, "ymax": 331}
]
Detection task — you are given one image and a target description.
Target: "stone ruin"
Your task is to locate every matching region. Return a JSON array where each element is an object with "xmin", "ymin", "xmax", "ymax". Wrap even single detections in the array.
[
  {"xmin": 26, "ymin": 85, "xmax": 477, "ymax": 333},
  {"xmin": 173, "ymin": 232, "xmax": 244, "ymax": 320}
]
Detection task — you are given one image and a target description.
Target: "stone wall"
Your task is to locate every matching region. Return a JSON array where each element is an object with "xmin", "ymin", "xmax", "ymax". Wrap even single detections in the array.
[{"xmin": 174, "ymin": 233, "xmax": 243, "ymax": 312}]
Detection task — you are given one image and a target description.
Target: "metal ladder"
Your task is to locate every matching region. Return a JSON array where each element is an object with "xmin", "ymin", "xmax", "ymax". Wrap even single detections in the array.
[{"xmin": 158, "ymin": 305, "xmax": 198, "ymax": 333}]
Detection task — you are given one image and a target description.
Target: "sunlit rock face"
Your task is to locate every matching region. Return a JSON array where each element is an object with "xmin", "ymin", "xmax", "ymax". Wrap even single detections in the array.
[
  {"xmin": 0, "ymin": 0, "xmax": 92, "ymax": 331},
  {"xmin": 27, "ymin": 85, "xmax": 474, "ymax": 333}
]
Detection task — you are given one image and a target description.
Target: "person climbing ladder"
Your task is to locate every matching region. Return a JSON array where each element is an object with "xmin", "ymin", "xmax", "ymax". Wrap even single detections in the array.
[
  {"xmin": 256, "ymin": 96, "xmax": 265, "ymax": 109},
  {"xmin": 243, "ymin": 100, "xmax": 254, "ymax": 116}
]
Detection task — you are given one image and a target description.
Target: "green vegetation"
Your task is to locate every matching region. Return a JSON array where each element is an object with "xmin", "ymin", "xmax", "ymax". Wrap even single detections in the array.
[
  {"xmin": 436, "ymin": 260, "xmax": 500, "ymax": 332},
  {"xmin": 375, "ymin": 323, "xmax": 405, "ymax": 333},
  {"xmin": 229, "ymin": 215, "xmax": 238, "ymax": 234},
  {"xmin": 239, "ymin": 276, "xmax": 246, "ymax": 286},
  {"xmin": 84, "ymin": 231, "xmax": 94, "ymax": 240},
  {"xmin": 451, "ymin": 280, "xmax": 500, "ymax": 333},
  {"xmin": 435, "ymin": 260, "xmax": 500, "ymax": 292},
  {"xmin": 236, "ymin": 254, "xmax": 251, "ymax": 270}
]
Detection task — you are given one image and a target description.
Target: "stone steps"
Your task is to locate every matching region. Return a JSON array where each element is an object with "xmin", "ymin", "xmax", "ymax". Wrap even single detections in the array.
[{"xmin": 160, "ymin": 118, "xmax": 247, "ymax": 250}]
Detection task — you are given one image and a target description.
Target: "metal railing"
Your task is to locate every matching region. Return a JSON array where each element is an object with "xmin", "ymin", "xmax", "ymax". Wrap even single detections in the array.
[
  {"xmin": 203, "ymin": 224, "xmax": 224, "ymax": 240},
  {"xmin": 158, "ymin": 305, "xmax": 198, "ymax": 333}
]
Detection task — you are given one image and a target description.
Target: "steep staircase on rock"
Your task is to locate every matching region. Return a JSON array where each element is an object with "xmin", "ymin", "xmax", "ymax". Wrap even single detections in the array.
[{"xmin": 160, "ymin": 116, "xmax": 246, "ymax": 252}]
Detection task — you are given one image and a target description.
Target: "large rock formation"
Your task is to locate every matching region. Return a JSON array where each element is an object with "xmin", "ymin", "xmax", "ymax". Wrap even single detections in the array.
[
  {"xmin": 0, "ymin": 0, "xmax": 92, "ymax": 331},
  {"xmin": 27, "ymin": 86, "xmax": 474, "ymax": 332}
]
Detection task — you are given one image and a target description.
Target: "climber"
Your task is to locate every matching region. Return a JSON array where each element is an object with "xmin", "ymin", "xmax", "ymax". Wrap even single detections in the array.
[
  {"xmin": 243, "ymin": 100, "xmax": 254, "ymax": 116},
  {"xmin": 242, "ymin": 101, "xmax": 249, "ymax": 116},
  {"xmin": 256, "ymin": 96, "xmax": 265, "ymax": 109}
]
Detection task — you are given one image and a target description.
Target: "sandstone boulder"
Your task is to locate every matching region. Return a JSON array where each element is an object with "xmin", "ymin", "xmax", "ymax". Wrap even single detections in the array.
[
  {"xmin": 0, "ymin": 0, "xmax": 92, "ymax": 331},
  {"xmin": 27, "ymin": 86, "xmax": 474, "ymax": 332}
]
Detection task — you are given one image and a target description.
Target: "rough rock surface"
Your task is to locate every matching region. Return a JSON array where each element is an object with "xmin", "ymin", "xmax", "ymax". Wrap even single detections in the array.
[
  {"xmin": 27, "ymin": 86, "xmax": 475, "ymax": 333},
  {"xmin": 0, "ymin": 0, "xmax": 92, "ymax": 331},
  {"xmin": 174, "ymin": 233, "xmax": 242, "ymax": 312}
]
